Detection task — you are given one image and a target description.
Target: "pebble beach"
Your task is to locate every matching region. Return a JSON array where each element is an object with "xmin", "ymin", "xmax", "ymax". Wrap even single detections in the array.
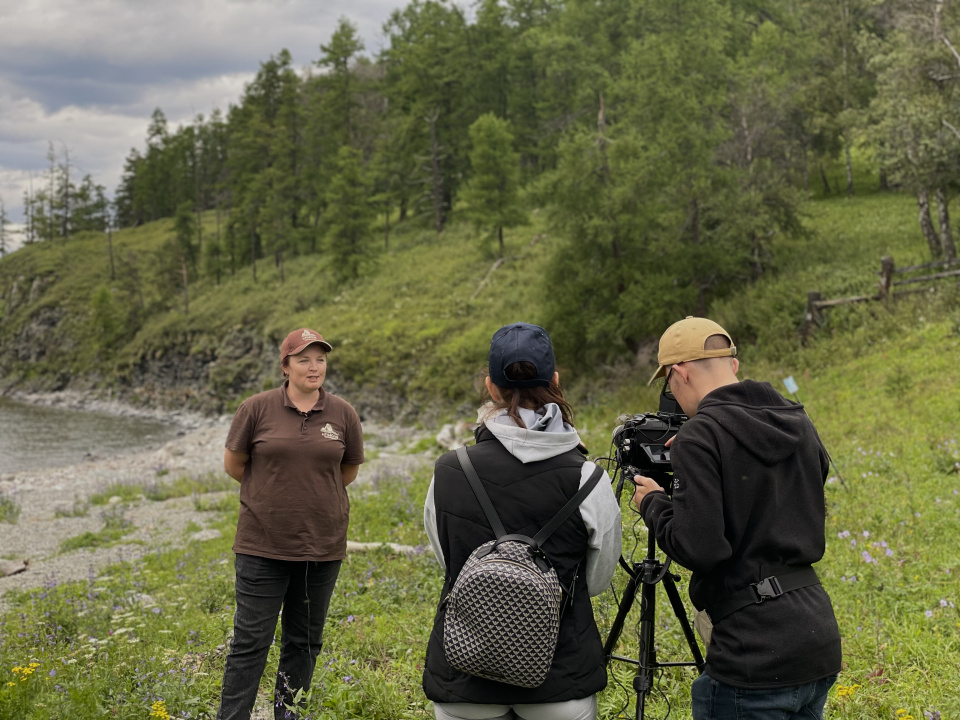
[
  {"xmin": 0, "ymin": 420, "xmax": 234, "ymax": 607},
  {"xmin": 0, "ymin": 396, "xmax": 439, "ymax": 610},
  {"xmin": 0, "ymin": 393, "xmax": 447, "ymax": 719}
]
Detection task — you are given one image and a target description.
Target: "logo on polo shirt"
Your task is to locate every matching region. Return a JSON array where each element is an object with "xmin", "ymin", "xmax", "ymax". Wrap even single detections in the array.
[{"xmin": 321, "ymin": 423, "xmax": 340, "ymax": 440}]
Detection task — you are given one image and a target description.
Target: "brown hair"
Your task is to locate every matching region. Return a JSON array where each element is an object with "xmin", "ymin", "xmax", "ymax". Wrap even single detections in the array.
[
  {"xmin": 704, "ymin": 334, "xmax": 731, "ymax": 351},
  {"xmin": 695, "ymin": 334, "xmax": 736, "ymax": 373},
  {"xmin": 485, "ymin": 361, "xmax": 575, "ymax": 428}
]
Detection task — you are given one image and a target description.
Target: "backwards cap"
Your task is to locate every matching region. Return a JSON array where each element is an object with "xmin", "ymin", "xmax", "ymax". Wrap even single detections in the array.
[
  {"xmin": 648, "ymin": 316, "xmax": 736, "ymax": 385},
  {"xmin": 488, "ymin": 322, "xmax": 555, "ymax": 389}
]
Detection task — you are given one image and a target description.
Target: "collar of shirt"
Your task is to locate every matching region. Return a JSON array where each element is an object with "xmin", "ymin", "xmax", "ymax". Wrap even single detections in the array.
[{"xmin": 280, "ymin": 380, "xmax": 326, "ymax": 414}]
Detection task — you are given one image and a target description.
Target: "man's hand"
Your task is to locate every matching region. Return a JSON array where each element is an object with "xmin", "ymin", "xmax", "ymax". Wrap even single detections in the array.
[{"xmin": 631, "ymin": 474, "xmax": 665, "ymax": 509}]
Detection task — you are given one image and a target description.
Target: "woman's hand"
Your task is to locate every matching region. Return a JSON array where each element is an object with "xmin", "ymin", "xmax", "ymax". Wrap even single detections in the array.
[
  {"xmin": 224, "ymin": 449, "xmax": 249, "ymax": 482},
  {"xmin": 341, "ymin": 464, "xmax": 360, "ymax": 487}
]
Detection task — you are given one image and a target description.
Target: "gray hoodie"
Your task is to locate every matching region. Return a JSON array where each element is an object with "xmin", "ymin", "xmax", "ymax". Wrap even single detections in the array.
[{"xmin": 423, "ymin": 403, "xmax": 622, "ymax": 596}]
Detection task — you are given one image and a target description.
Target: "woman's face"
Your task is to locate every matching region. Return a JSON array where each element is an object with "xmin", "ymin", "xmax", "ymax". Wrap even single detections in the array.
[{"xmin": 285, "ymin": 345, "xmax": 327, "ymax": 394}]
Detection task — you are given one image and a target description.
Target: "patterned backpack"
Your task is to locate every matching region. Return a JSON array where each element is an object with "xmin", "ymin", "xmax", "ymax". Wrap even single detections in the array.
[{"xmin": 442, "ymin": 445, "xmax": 603, "ymax": 688}]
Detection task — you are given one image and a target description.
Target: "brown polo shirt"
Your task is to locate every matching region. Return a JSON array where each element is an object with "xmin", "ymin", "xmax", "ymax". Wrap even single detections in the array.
[{"xmin": 225, "ymin": 382, "xmax": 365, "ymax": 562}]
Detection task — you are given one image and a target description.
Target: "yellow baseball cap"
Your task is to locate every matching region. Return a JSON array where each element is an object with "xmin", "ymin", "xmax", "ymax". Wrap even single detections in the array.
[{"xmin": 648, "ymin": 316, "xmax": 737, "ymax": 385}]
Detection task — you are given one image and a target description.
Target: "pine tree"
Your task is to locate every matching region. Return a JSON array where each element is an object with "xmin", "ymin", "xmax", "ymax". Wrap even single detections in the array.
[
  {"xmin": 173, "ymin": 201, "xmax": 196, "ymax": 314},
  {"xmin": 382, "ymin": 1, "xmax": 473, "ymax": 230},
  {"xmin": 324, "ymin": 146, "xmax": 374, "ymax": 280},
  {"xmin": 461, "ymin": 114, "xmax": 526, "ymax": 257},
  {"xmin": 0, "ymin": 199, "xmax": 8, "ymax": 257}
]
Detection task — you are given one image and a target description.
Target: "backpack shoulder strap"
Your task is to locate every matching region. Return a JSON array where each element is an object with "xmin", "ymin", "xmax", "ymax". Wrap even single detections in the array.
[
  {"xmin": 456, "ymin": 445, "xmax": 507, "ymax": 539},
  {"xmin": 532, "ymin": 464, "xmax": 604, "ymax": 548}
]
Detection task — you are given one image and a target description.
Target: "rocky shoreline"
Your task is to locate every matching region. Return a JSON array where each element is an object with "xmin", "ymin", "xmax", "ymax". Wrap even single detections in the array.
[
  {"xmin": 0, "ymin": 394, "xmax": 455, "ymax": 720},
  {"xmin": 0, "ymin": 419, "xmax": 234, "ymax": 607},
  {"xmin": 0, "ymin": 395, "xmax": 449, "ymax": 612},
  {"xmin": 8, "ymin": 388, "xmax": 227, "ymax": 428}
]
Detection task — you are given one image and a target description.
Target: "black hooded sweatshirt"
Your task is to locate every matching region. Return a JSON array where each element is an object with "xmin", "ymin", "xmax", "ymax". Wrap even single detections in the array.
[{"xmin": 640, "ymin": 380, "xmax": 841, "ymax": 688}]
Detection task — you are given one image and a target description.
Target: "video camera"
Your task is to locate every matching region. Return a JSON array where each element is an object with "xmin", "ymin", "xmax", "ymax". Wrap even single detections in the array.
[
  {"xmin": 611, "ymin": 383, "xmax": 687, "ymax": 493},
  {"xmin": 604, "ymin": 384, "xmax": 705, "ymax": 720}
]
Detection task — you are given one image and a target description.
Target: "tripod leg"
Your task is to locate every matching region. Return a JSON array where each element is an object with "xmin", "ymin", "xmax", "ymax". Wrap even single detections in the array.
[
  {"xmin": 635, "ymin": 573, "xmax": 657, "ymax": 720},
  {"xmin": 661, "ymin": 573, "xmax": 705, "ymax": 672},
  {"xmin": 603, "ymin": 566, "xmax": 639, "ymax": 661}
]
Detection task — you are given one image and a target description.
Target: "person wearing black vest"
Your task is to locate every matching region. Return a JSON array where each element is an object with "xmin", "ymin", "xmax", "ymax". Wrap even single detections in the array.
[
  {"xmin": 423, "ymin": 322, "xmax": 622, "ymax": 720},
  {"xmin": 633, "ymin": 317, "xmax": 841, "ymax": 720}
]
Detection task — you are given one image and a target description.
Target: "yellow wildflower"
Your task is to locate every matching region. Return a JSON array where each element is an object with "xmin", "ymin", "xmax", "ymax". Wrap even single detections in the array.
[
  {"xmin": 149, "ymin": 699, "xmax": 172, "ymax": 720},
  {"xmin": 11, "ymin": 663, "xmax": 39, "ymax": 682},
  {"xmin": 835, "ymin": 683, "xmax": 862, "ymax": 698}
]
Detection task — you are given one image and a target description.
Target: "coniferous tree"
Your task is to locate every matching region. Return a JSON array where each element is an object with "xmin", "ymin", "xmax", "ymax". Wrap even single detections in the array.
[
  {"xmin": 227, "ymin": 50, "xmax": 302, "ymax": 274},
  {"xmin": 137, "ymin": 109, "xmax": 175, "ymax": 221},
  {"xmin": 461, "ymin": 114, "xmax": 525, "ymax": 257},
  {"xmin": 382, "ymin": 1, "xmax": 473, "ymax": 230},
  {"xmin": 0, "ymin": 199, "xmax": 8, "ymax": 257},
  {"xmin": 173, "ymin": 201, "xmax": 197, "ymax": 314},
  {"xmin": 22, "ymin": 180, "xmax": 37, "ymax": 244},
  {"xmin": 203, "ymin": 233, "xmax": 224, "ymax": 286},
  {"xmin": 324, "ymin": 146, "xmax": 374, "ymax": 280}
]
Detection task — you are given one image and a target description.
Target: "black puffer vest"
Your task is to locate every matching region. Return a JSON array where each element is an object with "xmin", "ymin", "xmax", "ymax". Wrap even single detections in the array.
[{"xmin": 422, "ymin": 426, "xmax": 608, "ymax": 704}]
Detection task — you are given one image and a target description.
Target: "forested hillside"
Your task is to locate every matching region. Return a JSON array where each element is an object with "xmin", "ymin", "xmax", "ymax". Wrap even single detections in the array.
[{"xmin": 3, "ymin": 0, "xmax": 960, "ymax": 415}]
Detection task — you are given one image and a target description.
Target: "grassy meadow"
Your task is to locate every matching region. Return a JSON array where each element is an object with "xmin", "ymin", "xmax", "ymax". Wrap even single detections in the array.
[{"xmin": 2, "ymin": 188, "xmax": 960, "ymax": 718}]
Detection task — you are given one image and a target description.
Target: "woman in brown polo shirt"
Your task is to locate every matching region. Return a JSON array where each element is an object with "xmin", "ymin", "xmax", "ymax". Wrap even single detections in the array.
[{"xmin": 216, "ymin": 328, "xmax": 365, "ymax": 720}]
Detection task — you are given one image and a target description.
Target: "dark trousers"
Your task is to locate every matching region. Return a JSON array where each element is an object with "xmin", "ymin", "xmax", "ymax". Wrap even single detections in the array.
[
  {"xmin": 692, "ymin": 673, "xmax": 837, "ymax": 720},
  {"xmin": 217, "ymin": 553, "xmax": 342, "ymax": 720}
]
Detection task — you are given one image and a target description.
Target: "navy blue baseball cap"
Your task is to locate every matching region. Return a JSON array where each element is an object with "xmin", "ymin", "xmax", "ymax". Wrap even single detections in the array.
[{"xmin": 488, "ymin": 322, "xmax": 556, "ymax": 389}]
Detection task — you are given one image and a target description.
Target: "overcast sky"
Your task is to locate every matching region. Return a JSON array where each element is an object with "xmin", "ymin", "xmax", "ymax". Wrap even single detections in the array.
[{"xmin": 0, "ymin": 0, "xmax": 409, "ymax": 243}]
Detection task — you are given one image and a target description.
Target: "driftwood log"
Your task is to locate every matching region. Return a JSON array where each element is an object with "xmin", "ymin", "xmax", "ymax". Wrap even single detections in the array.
[
  {"xmin": 345, "ymin": 541, "xmax": 421, "ymax": 556},
  {"xmin": 0, "ymin": 559, "xmax": 29, "ymax": 577}
]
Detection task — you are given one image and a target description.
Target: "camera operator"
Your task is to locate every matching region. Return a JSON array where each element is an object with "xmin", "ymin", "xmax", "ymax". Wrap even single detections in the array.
[{"xmin": 631, "ymin": 317, "xmax": 840, "ymax": 720}]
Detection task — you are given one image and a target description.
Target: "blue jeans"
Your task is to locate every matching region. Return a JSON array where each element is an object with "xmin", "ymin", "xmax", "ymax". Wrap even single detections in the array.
[
  {"xmin": 691, "ymin": 673, "xmax": 837, "ymax": 720},
  {"xmin": 216, "ymin": 553, "xmax": 342, "ymax": 720}
]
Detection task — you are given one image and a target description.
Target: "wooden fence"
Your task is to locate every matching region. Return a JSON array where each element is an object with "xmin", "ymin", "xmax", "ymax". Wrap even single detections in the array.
[{"xmin": 799, "ymin": 255, "xmax": 960, "ymax": 338}]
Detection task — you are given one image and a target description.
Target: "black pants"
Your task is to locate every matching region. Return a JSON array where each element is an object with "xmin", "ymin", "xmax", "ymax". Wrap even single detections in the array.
[{"xmin": 217, "ymin": 553, "xmax": 342, "ymax": 720}]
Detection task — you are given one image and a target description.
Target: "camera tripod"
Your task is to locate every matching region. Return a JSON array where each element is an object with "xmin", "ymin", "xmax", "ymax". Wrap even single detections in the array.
[{"xmin": 603, "ymin": 531, "xmax": 705, "ymax": 720}]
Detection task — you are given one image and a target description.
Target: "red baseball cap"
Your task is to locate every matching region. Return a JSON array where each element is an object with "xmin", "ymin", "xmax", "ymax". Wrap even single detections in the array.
[{"xmin": 280, "ymin": 328, "xmax": 333, "ymax": 362}]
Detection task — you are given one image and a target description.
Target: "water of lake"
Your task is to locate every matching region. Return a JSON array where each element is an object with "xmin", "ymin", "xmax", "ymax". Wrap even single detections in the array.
[{"xmin": 0, "ymin": 396, "xmax": 180, "ymax": 474}]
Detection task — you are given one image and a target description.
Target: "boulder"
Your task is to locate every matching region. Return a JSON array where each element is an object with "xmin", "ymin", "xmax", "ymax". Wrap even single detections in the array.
[{"xmin": 0, "ymin": 558, "xmax": 29, "ymax": 577}]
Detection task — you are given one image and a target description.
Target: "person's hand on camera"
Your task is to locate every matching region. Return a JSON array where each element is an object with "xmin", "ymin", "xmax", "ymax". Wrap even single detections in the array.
[{"xmin": 631, "ymin": 475, "xmax": 664, "ymax": 508}]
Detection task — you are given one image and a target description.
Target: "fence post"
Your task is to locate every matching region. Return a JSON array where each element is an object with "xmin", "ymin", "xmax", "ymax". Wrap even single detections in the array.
[
  {"xmin": 878, "ymin": 255, "xmax": 894, "ymax": 302},
  {"xmin": 800, "ymin": 291, "xmax": 822, "ymax": 341}
]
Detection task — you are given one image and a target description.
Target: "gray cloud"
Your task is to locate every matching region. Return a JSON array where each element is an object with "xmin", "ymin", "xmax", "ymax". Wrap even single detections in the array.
[{"xmin": 0, "ymin": 0, "xmax": 405, "ymax": 225}]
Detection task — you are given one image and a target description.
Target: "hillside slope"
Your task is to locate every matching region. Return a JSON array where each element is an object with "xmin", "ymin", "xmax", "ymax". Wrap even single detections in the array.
[{"xmin": 0, "ymin": 190, "xmax": 952, "ymax": 423}]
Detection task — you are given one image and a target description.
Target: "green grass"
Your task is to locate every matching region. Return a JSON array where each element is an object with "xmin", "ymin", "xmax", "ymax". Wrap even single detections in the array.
[
  {"xmin": 193, "ymin": 494, "xmax": 239, "ymax": 514},
  {"xmin": 4, "ymin": 310, "xmax": 959, "ymax": 718},
  {"xmin": 0, "ymin": 209, "xmax": 556, "ymax": 418},
  {"xmin": 3, "ymin": 189, "xmax": 960, "ymax": 717},
  {"xmin": 0, "ymin": 181, "xmax": 950, "ymax": 424},
  {"xmin": 89, "ymin": 474, "xmax": 237, "ymax": 506},
  {"xmin": 0, "ymin": 493, "xmax": 21, "ymax": 524},
  {"xmin": 59, "ymin": 506, "xmax": 135, "ymax": 552}
]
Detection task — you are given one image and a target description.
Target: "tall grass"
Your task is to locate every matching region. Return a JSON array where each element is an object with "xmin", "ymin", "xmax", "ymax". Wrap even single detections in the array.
[
  {"xmin": 2, "ymin": 191, "xmax": 959, "ymax": 717},
  {"xmin": 3, "ymin": 306, "xmax": 959, "ymax": 718}
]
